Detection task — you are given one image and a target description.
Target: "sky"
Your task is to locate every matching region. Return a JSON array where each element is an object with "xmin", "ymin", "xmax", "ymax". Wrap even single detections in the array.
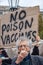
[{"xmin": 0, "ymin": 0, "xmax": 43, "ymax": 10}]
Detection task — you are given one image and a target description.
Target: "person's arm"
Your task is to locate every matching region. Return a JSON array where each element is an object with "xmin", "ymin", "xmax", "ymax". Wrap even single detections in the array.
[
  {"xmin": 11, "ymin": 51, "xmax": 28, "ymax": 65},
  {"xmin": 39, "ymin": 40, "xmax": 43, "ymax": 44}
]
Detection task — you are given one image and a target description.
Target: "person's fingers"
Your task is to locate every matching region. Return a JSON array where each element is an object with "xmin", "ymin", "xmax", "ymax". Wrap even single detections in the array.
[
  {"xmin": 16, "ymin": 51, "xmax": 28, "ymax": 64},
  {"xmin": 20, "ymin": 51, "xmax": 28, "ymax": 58},
  {"xmin": 16, "ymin": 54, "xmax": 24, "ymax": 63}
]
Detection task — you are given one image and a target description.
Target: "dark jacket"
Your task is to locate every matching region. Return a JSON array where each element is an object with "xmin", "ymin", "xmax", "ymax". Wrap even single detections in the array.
[
  {"xmin": 11, "ymin": 55, "xmax": 43, "ymax": 65},
  {"xmin": 31, "ymin": 46, "xmax": 39, "ymax": 55}
]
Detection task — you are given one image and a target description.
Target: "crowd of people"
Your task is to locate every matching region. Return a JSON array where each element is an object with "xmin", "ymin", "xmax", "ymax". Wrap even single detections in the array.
[{"xmin": 0, "ymin": 35, "xmax": 43, "ymax": 65}]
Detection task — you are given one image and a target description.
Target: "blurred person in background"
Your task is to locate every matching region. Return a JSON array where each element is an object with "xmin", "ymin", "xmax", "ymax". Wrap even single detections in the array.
[
  {"xmin": 32, "ymin": 35, "xmax": 43, "ymax": 55},
  {"xmin": 0, "ymin": 47, "xmax": 12, "ymax": 65},
  {"xmin": 31, "ymin": 35, "xmax": 40, "ymax": 55}
]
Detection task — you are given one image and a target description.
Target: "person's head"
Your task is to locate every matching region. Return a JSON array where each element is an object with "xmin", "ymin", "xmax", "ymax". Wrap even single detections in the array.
[{"xmin": 16, "ymin": 38, "xmax": 32, "ymax": 53}]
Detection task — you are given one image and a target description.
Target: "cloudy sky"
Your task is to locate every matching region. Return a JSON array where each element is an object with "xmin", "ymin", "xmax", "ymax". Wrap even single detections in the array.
[{"xmin": 0, "ymin": 0, "xmax": 43, "ymax": 10}]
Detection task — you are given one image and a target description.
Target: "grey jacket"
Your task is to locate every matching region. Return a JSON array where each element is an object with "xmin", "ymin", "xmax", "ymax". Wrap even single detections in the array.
[{"xmin": 11, "ymin": 55, "xmax": 43, "ymax": 65}]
